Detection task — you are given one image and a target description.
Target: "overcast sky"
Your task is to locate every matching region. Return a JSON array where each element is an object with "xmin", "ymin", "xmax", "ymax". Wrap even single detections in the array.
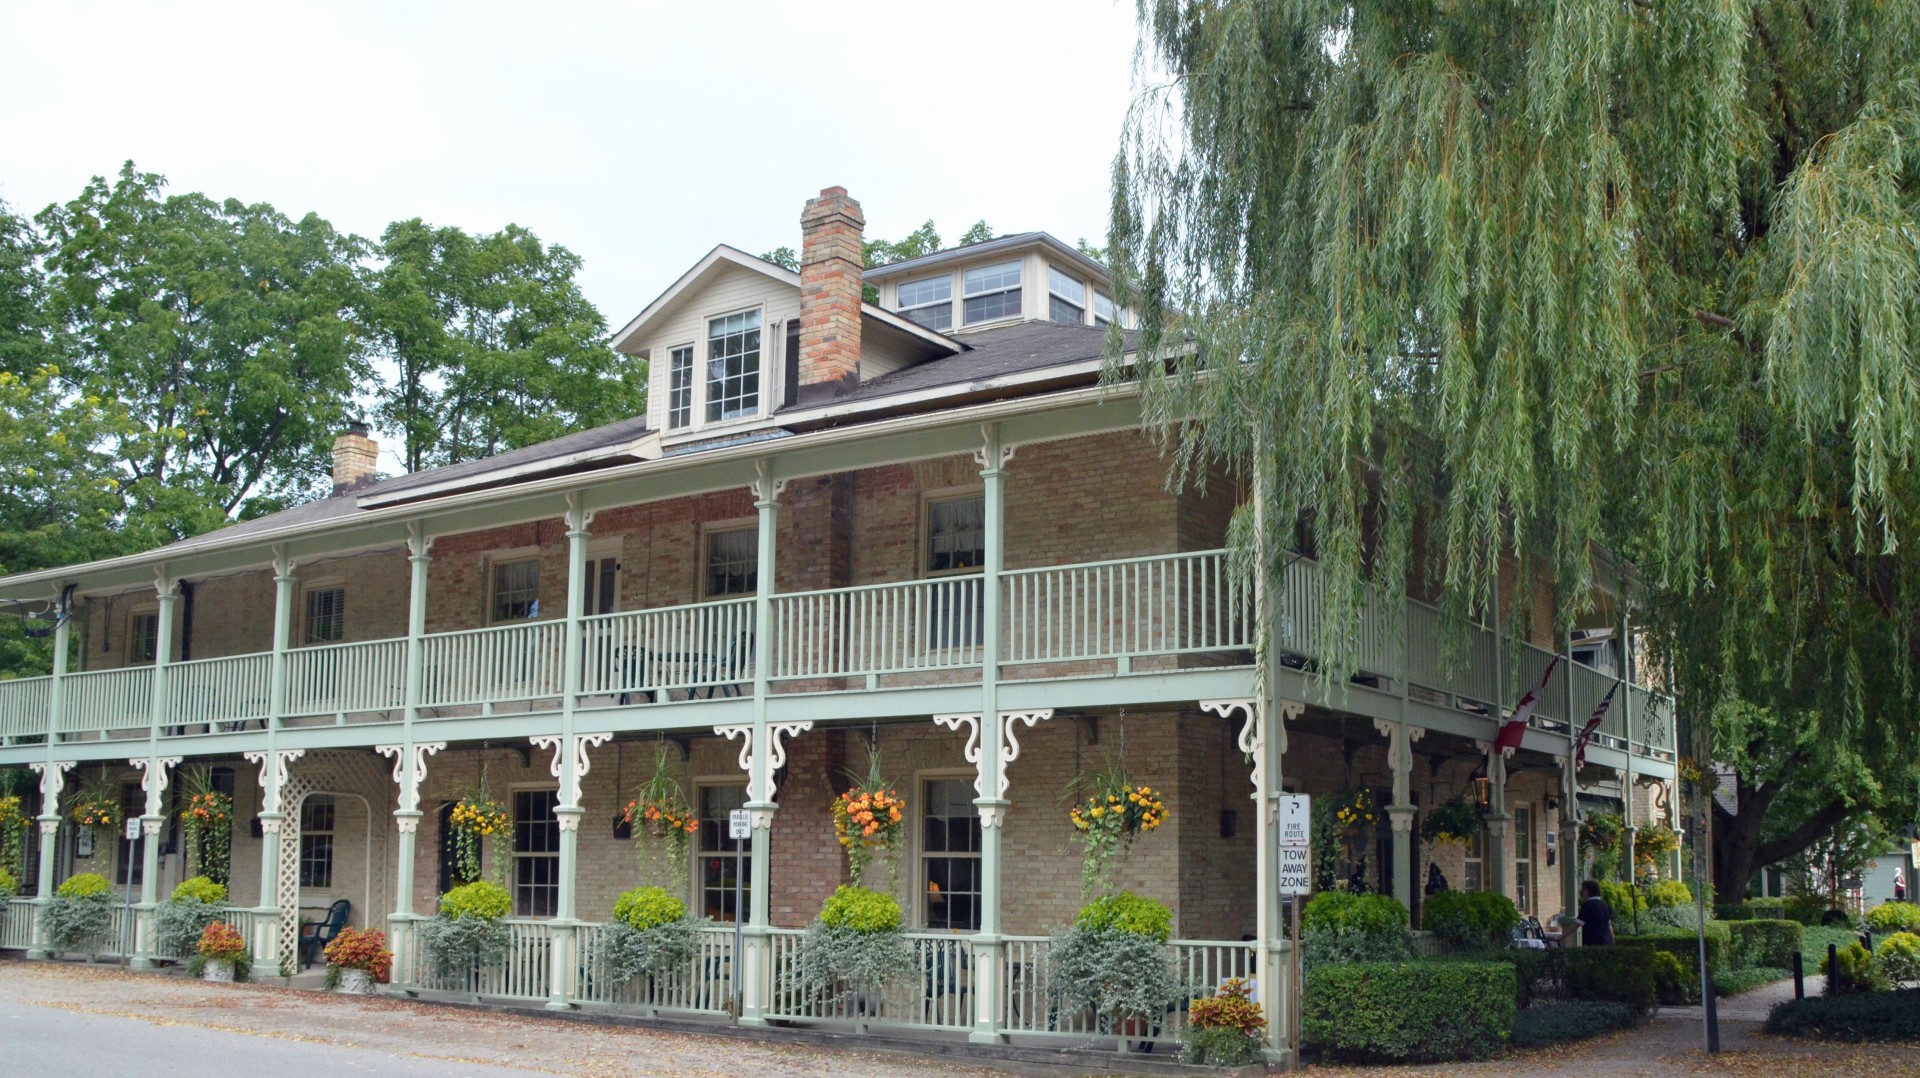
[{"xmin": 0, "ymin": 0, "xmax": 1145, "ymax": 326}]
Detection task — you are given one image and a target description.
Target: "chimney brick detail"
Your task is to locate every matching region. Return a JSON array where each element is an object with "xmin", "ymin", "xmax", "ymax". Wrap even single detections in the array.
[
  {"xmin": 797, "ymin": 186, "xmax": 864, "ymax": 402},
  {"xmin": 331, "ymin": 423, "xmax": 378, "ymax": 495}
]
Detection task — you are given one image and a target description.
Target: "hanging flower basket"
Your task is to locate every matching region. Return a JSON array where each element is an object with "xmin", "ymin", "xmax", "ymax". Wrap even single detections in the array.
[
  {"xmin": 448, "ymin": 792, "xmax": 510, "ymax": 886},
  {"xmin": 1420, "ymin": 795, "xmax": 1482, "ymax": 846},
  {"xmin": 1068, "ymin": 765, "xmax": 1167, "ymax": 897},
  {"xmin": 1581, "ymin": 811, "xmax": 1625, "ymax": 851},
  {"xmin": 0, "ymin": 793, "xmax": 29, "ymax": 879},
  {"xmin": 833, "ymin": 745, "xmax": 905, "ymax": 888},
  {"xmin": 1331, "ymin": 786, "xmax": 1380, "ymax": 830},
  {"xmin": 1634, "ymin": 822, "xmax": 1680, "ymax": 873},
  {"xmin": 69, "ymin": 779, "xmax": 122, "ymax": 830},
  {"xmin": 625, "ymin": 746, "xmax": 701, "ymax": 888},
  {"xmin": 178, "ymin": 767, "xmax": 233, "ymax": 884}
]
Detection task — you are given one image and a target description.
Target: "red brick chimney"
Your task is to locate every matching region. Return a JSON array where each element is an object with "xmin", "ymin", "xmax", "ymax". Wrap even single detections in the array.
[
  {"xmin": 797, "ymin": 186, "xmax": 864, "ymax": 404},
  {"xmin": 331, "ymin": 421, "xmax": 378, "ymax": 495}
]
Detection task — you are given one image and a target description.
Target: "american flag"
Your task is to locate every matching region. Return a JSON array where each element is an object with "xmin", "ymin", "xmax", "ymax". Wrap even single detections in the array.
[{"xmin": 1574, "ymin": 682, "xmax": 1620, "ymax": 769}]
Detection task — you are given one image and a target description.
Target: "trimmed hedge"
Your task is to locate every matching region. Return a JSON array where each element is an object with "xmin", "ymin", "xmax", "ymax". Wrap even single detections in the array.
[
  {"xmin": 1618, "ymin": 922, "xmax": 1732, "ymax": 1004},
  {"xmin": 1444, "ymin": 945, "xmax": 1659, "ymax": 1015},
  {"xmin": 1766, "ymin": 988, "xmax": 1920, "ymax": 1042},
  {"xmin": 1510, "ymin": 1001, "xmax": 1638, "ymax": 1049},
  {"xmin": 1301, "ymin": 891, "xmax": 1409, "ymax": 967},
  {"xmin": 1864, "ymin": 902, "xmax": 1920, "ymax": 934},
  {"xmin": 1644, "ymin": 880, "xmax": 1693, "ymax": 909},
  {"xmin": 1422, "ymin": 891, "xmax": 1520, "ymax": 950},
  {"xmin": 1730, "ymin": 919, "xmax": 1804, "ymax": 970},
  {"xmin": 1302, "ymin": 961, "xmax": 1514, "ymax": 1063}
]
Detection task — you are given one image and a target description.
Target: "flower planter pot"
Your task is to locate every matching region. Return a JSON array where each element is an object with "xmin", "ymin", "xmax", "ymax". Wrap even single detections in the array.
[
  {"xmin": 336, "ymin": 968, "xmax": 375, "ymax": 995},
  {"xmin": 202, "ymin": 958, "xmax": 234, "ymax": 983}
]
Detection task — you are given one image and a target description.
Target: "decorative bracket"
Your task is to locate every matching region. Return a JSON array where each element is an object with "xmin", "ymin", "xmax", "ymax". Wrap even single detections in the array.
[
  {"xmin": 28, "ymin": 760, "xmax": 76, "ymax": 810},
  {"xmin": 972, "ymin": 424, "xmax": 1018, "ymax": 470},
  {"xmin": 564, "ymin": 490, "xmax": 597, "ymax": 534},
  {"xmin": 1371, "ymin": 719, "xmax": 1425, "ymax": 809},
  {"xmin": 715, "ymin": 721, "xmax": 813, "ymax": 818},
  {"xmin": 406, "ymin": 521, "xmax": 434, "ymax": 561},
  {"xmin": 128, "ymin": 756, "xmax": 182, "ymax": 815},
  {"xmin": 375, "ymin": 741, "xmax": 446, "ymax": 819},
  {"xmin": 1203, "ymin": 698, "xmax": 1262, "ymax": 796},
  {"xmin": 271, "ymin": 544, "xmax": 298, "ymax": 583},
  {"xmin": 529, "ymin": 731, "xmax": 613, "ymax": 810},
  {"xmin": 242, "ymin": 749, "xmax": 305, "ymax": 816},
  {"xmin": 750, "ymin": 460, "xmax": 788, "ymax": 503},
  {"xmin": 935, "ymin": 710, "xmax": 1051, "ymax": 827},
  {"xmin": 933, "ymin": 714, "xmax": 983, "ymax": 796}
]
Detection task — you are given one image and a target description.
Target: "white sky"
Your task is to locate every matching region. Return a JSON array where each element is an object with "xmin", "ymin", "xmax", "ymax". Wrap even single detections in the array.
[{"xmin": 0, "ymin": 0, "xmax": 1144, "ymax": 327}]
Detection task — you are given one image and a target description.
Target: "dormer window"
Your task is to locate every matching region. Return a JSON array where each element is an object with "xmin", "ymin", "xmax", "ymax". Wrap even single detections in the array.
[
  {"xmin": 667, "ymin": 345, "xmax": 694, "ymax": 429},
  {"xmin": 963, "ymin": 262, "xmax": 1022, "ymax": 325},
  {"xmin": 1094, "ymin": 291, "xmax": 1116, "ymax": 328},
  {"xmin": 1048, "ymin": 267, "xmax": 1086, "ymax": 325},
  {"xmin": 898, "ymin": 275, "xmax": 953, "ymax": 331},
  {"xmin": 705, "ymin": 308, "xmax": 762, "ymax": 423}
]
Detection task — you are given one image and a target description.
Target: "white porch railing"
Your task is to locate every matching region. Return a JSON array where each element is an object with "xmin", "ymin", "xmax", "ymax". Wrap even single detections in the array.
[
  {"xmin": 407, "ymin": 918, "xmax": 559, "ymax": 1000},
  {"xmin": 769, "ymin": 577, "xmax": 985, "ymax": 681},
  {"xmin": 420, "ymin": 621, "xmax": 566, "ymax": 711},
  {"xmin": 579, "ymin": 599, "xmax": 755, "ymax": 704},
  {"xmin": 1, "ymin": 897, "xmax": 36, "ymax": 949},
  {"xmin": 286, "ymin": 638, "xmax": 408, "ymax": 721},
  {"xmin": 168, "ymin": 652, "xmax": 274, "ymax": 730},
  {"xmin": 1002, "ymin": 550, "xmax": 1250, "ymax": 665},
  {"xmin": 0, "ymin": 675, "xmax": 51, "ymax": 739},
  {"xmin": 572, "ymin": 922, "xmax": 735, "ymax": 1013},
  {"xmin": 763, "ymin": 929, "xmax": 976, "ymax": 1030},
  {"xmin": 58, "ymin": 667, "xmax": 152, "ymax": 734},
  {"xmin": 1000, "ymin": 936, "xmax": 1257, "ymax": 1040}
]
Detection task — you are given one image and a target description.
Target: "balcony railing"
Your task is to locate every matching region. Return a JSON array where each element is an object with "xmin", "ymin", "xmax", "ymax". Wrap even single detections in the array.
[{"xmin": 1, "ymin": 550, "xmax": 1674, "ymax": 758}]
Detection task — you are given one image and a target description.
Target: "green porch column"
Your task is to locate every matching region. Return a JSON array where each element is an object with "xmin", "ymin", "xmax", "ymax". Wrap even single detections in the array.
[
  {"xmin": 28, "ymin": 588, "xmax": 73, "ymax": 959},
  {"xmin": 536, "ymin": 491, "xmax": 599, "ymax": 1011},
  {"xmin": 131, "ymin": 572, "xmax": 178, "ymax": 967},
  {"xmin": 386, "ymin": 522, "xmax": 435, "ymax": 986},
  {"xmin": 738, "ymin": 460, "xmax": 784, "ymax": 1026},
  {"xmin": 247, "ymin": 547, "xmax": 300, "ymax": 967},
  {"xmin": 1558, "ymin": 756, "xmax": 1583, "ymax": 945},
  {"xmin": 970, "ymin": 423, "xmax": 1010, "ymax": 1046},
  {"xmin": 1376, "ymin": 718, "xmax": 1423, "ymax": 914},
  {"xmin": 1620, "ymin": 608, "xmax": 1636, "ymax": 883},
  {"xmin": 1484, "ymin": 563, "xmax": 1510, "ymax": 900}
]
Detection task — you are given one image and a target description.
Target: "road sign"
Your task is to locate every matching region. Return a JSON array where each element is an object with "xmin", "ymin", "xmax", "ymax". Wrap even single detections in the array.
[
  {"xmin": 124, "ymin": 817, "xmax": 141, "ymax": 842},
  {"xmin": 1277, "ymin": 794, "xmax": 1311, "ymax": 847},
  {"xmin": 728, "ymin": 808, "xmax": 753, "ymax": 840},
  {"xmin": 1277, "ymin": 844, "xmax": 1311, "ymax": 895}
]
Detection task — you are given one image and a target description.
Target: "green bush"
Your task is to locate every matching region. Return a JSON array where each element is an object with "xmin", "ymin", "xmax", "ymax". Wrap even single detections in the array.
[
  {"xmin": 1729, "ymin": 918, "xmax": 1804, "ymax": 970},
  {"xmin": 819, "ymin": 885, "xmax": 902, "ymax": 934},
  {"xmin": 1601, "ymin": 881, "xmax": 1648, "ymax": 919},
  {"xmin": 1783, "ymin": 895, "xmax": 1829, "ymax": 926},
  {"xmin": 1803, "ymin": 924, "xmax": 1867, "ymax": 959},
  {"xmin": 0, "ymin": 866, "xmax": 17, "ymax": 901},
  {"xmin": 1864, "ymin": 902, "xmax": 1920, "ymax": 934},
  {"xmin": 1714, "ymin": 967, "xmax": 1791, "ymax": 996},
  {"xmin": 1302, "ymin": 961, "xmax": 1514, "ymax": 1062},
  {"xmin": 155, "ymin": 898, "xmax": 227, "ymax": 959},
  {"xmin": 1829, "ymin": 941, "xmax": 1889, "ymax": 994},
  {"xmin": 1510, "ymin": 1000, "xmax": 1638, "ymax": 1049},
  {"xmin": 43, "ymin": 888, "xmax": 113, "ymax": 954},
  {"xmin": 57, "ymin": 871, "xmax": 111, "ymax": 899},
  {"xmin": 439, "ymin": 880, "xmax": 511, "ymax": 921},
  {"xmin": 612, "ymin": 886, "xmax": 685, "ymax": 931},
  {"xmin": 1422, "ymin": 891, "xmax": 1520, "ymax": 950},
  {"xmin": 1074, "ymin": 891, "xmax": 1173, "ymax": 941},
  {"xmin": 595, "ymin": 915, "xmax": 705, "ymax": 984},
  {"xmin": 1180, "ymin": 1024, "xmax": 1267, "ymax": 1067},
  {"xmin": 1766, "ymin": 988, "xmax": 1920, "ymax": 1041},
  {"xmin": 1562, "ymin": 947, "xmax": 1661, "ymax": 1015},
  {"xmin": 1874, "ymin": 932, "xmax": 1920, "ymax": 983},
  {"xmin": 1645, "ymin": 880, "xmax": 1693, "ymax": 909},
  {"xmin": 1301, "ymin": 891, "xmax": 1409, "ymax": 967},
  {"xmin": 170, "ymin": 876, "xmax": 228, "ymax": 905},
  {"xmin": 1618, "ymin": 922, "xmax": 1732, "ymax": 1004},
  {"xmin": 1047, "ymin": 922, "xmax": 1184, "ymax": 1032}
]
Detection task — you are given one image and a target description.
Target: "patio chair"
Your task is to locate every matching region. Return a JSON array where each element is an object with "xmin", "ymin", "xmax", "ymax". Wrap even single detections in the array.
[
  {"xmin": 689, "ymin": 633, "xmax": 753, "ymax": 699},
  {"xmin": 298, "ymin": 899, "xmax": 350, "ymax": 968}
]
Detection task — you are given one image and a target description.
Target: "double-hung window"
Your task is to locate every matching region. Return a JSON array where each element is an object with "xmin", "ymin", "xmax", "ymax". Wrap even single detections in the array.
[
  {"xmin": 300, "ymin": 795, "xmax": 335, "ymax": 889},
  {"xmin": 1462, "ymin": 823, "xmax": 1485, "ymax": 892},
  {"xmin": 697, "ymin": 784, "xmax": 750, "ymax": 922},
  {"xmin": 129, "ymin": 610, "xmax": 159, "ymax": 664},
  {"xmin": 898, "ymin": 274, "xmax": 953, "ymax": 331},
  {"xmin": 491, "ymin": 559, "xmax": 540, "ymax": 623},
  {"xmin": 704, "ymin": 527, "xmax": 758, "ymax": 598},
  {"xmin": 705, "ymin": 309, "xmax": 762, "ymax": 423},
  {"xmin": 962, "ymin": 262, "xmax": 1021, "ymax": 324},
  {"xmin": 304, "ymin": 585, "xmax": 345, "ymax": 644},
  {"xmin": 1093, "ymin": 291, "xmax": 1116, "ymax": 328},
  {"xmin": 667, "ymin": 345, "xmax": 695, "ymax": 429},
  {"xmin": 513, "ymin": 789, "xmax": 560, "ymax": 917},
  {"xmin": 926, "ymin": 495, "xmax": 986, "ymax": 649},
  {"xmin": 921, "ymin": 778, "xmax": 982, "ymax": 930},
  {"xmin": 1513, "ymin": 805, "xmax": 1534, "ymax": 914},
  {"xmin": 1048, "ymin": 267, "xmax": 1087, "ymax": 325}
]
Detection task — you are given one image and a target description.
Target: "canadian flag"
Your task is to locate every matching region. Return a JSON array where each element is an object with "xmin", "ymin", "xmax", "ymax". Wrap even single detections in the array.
[
  {"xmin": 1574, "ymin": 682, "xmax": 1620, "ymax": 769},
  {"xmin": 1492, "ymin": 657, "xmax": 1560, "ymax": 755}
]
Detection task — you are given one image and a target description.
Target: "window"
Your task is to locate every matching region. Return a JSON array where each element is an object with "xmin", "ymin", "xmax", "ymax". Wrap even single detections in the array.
[
  {"xmin": 704, "ymin": 527, "xmax": 758, "ymax": 597},
  {"xmin": 115, "ymin": 784, "xmax": 144, "ymax": 886},
  {"xmin": 434, "ymin": 801, "xmax": 462, "ymax": 894},
  {"xmin": 585, "ymin": 555, "xmax": 620, "ymax": 617},
  {"xmin": 1047, "ymin": 267, "xmax": 1086, "ymax": 325},
  {"xmin": 129, "ymin": 610, "xmax": 159, "ymax": 664},
  {"xmin": 299, "ymin": 795, "xmax": 335, "ymax": 889},
  {"xmin": 667, "ymin": 345, "xmax": 694, "ymax": 429},
  {"xmin": 705, "ymin": 309, "xmax": 762, "ymax": 422},
  {"xmin": 962, "ymin": 261, "xmax": 1021, "ymax": 324},
  {"xmin": 926, "ymin": 495, "xmax": 985, "ymax": 648},
  {"xmin": 1093, "ymin": 291, "xmax": 1116, "ymax": 328},
  {"xmin": 491, "ymin": 559, "xmax": 540, "ymax": 623},
  {"xmin": 922, "ymin": 778, "xmax": 981, "ymax": 930},
  {"xmin": 304, "ymin": 585, "xmax": 345, "ymax": 644},
  {"xmin": 513, "ymin": 789, "xmax": 560, "ymax": 917},
  {"xmin": 697, "ymin": 784, "xmax": 750, "ymax": 922},
  {"xmin": 1462, "ymin": 823, "xmax": 1484, "ymax": 893},
  {"xmin": 898, "ymin": 274, "xmax": 953, "ymax": 331},
  {"xmin": 1514, "ymin": 804, "xmax": 1533, "ymax": 914}
]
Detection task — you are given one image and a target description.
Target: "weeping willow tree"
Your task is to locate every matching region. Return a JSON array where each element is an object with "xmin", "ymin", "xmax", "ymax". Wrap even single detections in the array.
[{"xmin": 1108, "ymin": 2, "xmax": 1920, "ymax": 894}]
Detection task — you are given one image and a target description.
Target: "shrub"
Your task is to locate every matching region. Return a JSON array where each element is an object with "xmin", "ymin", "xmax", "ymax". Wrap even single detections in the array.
[
  {"xmin": 1601, "ymin": 881, "xmax": 1648, "ymax": 919},
  {"xmin": 1714, "ymin": 967, "xmax": 1791, "ymax": 996},
  {"xmin": 43, "ymin": 875, "xmax": 114, "ymax": 954},
  {"xmin": 818, "ymin": 885, "xmax": 902, "ymax": 934},
  {"xmin": 596, "ymin": 916, "xmax": 705, "ymax": 984},
  {"xmin": 1619, "ymin": 923, "xmax": 1732, "ymax": 1004},
  {"xmin": 1645, "ymin": 879, "xmax": 1693, "ymax": 909},
  {"xmin": 0, "ymin": 866, "xmax": 17, "ymax": 901},
  {"xmin": 1509, "ymin": 1000, "xmax": 1638, "ymax": 1049},
  {"xmin": 417, "ymin": 912, "xmax": 510, "ymax": 979},
  {"xmin": 170, "ymin": 876, "xmax": 227, "ymax": 905},
  {"xmin": 1829, "ymin": 941, "xmax": 1889, "ymax": 994},
  {"xmin": 1181, "ymin": 978, "xmax": 1266, "ymax": 1067},
  {"xmin": 155, "ymin": 897, "xmax": 227, "ymax": 959},
  {"xmin": 1074, "ymin": 891, "xmax": 1173, "ymax": 941},
  {"xmin": 1766, "ymin": 988, "xmax": 1920, "ymax": 1041},
  {"xmin": 1301, "ymin": 891, "xmax": 1409, "ymax": 967},
  {"xmin": 1302, "ymin": 961, "xmax": 1514, "ymax": 1062},
  {"xmin": 322, "ymin": 927, "xmax": 394, "ymax": 986},
  {"xmin": 1423, "ymin": 891, "xmax": 1520, "ymax": 951},
  {"xmin": 1782, "ymin": 895, "xmax": 1829, "ymax": 925},
  {"xmin": 1864, "ymin": 902, "xmax": 1920, "ymax": 934},
  {"xmin": 612, "ymin": 886, "xmax": 685, "ymax": 932},
  {"xmin": 1874, "ymin": 932, "xmax": 1920, "ymax": 984},
  {"xmin": 188, "ymin": 920, "xmax": 251, "ymax": 981},
  {"xmin": 1729, "ymin": 919, "xmax": 1804, "ymax": 970},
  {"xmin": 1047, "ymin": 917, "xmax": 1185, "ymax": 1034},
  {"xmin": 439, "ymin": 880, "xmax": 511, "ymax": 921},
  {"xmin": 57, "ymin": 871, "xmax": 111, "ymax": 899},
  {"xmin": 1561, "ymin": 947, "xmax": 1661, "ymax": 1015},
  {"xmin": 1644, "ymin": 903, "xmax": 1704, "ymax": 931}
]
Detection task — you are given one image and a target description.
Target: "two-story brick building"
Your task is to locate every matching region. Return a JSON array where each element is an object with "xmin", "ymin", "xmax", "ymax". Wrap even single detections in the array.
[{"xmin": 0, "ymin": 187, "xmax": 1678, "ymax": 1053}]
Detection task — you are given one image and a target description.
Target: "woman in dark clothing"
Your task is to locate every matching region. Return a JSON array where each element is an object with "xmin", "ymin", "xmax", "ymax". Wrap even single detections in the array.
[{"xmin": 1579, "ymin": 879, "xmax": 1614, "ymax": 945}]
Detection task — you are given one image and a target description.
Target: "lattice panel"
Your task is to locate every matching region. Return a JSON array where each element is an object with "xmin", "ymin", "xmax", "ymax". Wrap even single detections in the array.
[{"xmin": 271, "ymin": 750, "xmax": 394, "ymax": 964}]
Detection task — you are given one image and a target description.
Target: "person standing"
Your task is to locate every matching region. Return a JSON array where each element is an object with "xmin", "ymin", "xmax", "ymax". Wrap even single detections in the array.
[{"xmin": 1579, "ymin": 880, "xmax": 1615, "ymax": 946}]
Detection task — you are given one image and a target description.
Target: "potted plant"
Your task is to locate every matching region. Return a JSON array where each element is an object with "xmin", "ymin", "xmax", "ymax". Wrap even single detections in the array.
[
  {"xmin": 0, "ymin": 786, "xmax": 29, "ymax": 882},
  {"xmin": 191, "ymin": 920, "xmax": 251, "ymax": 982},
  {"xmin": 1419, "ymin": 795, "xmax": 1482, "ymax": 847},
  {"xmin": 1067, "ymin": 765, "xmax": 1168, "ymax": 896},
  {"xmin": 623, "ymin": 747, "xmax": 700, "ymax": 890},
  {"xmin": 595, "ymin": 886, "xmax": 707, "ymax": 994},
  {"xmin": 178, "ymin": 767, "xmax": 234, "ymax": 885},
  {"xmin": 1634, "ymin": 823, "xmax": 1681, "ymax": 876},
  {"xmin": 43, "ymin": 871, "xmax": 114, "ymax": 959},
  {"xmin": 787, "ymin": 885, "xmax": 915, "ymax": 1012},
  {"xmin": 1047, "ymin": 892, "xmax": 1184, "ymax": 1047},
  {"xmin": 832, "ymin": 746, "xmax": 905, "ymax": 889},
  {"xmin": 1181, "ymin": 977, "xmax": 1268, "ymax": 1067},
  {"xmin": 323, "ymin": 927, "xmax": 394, "ymax": 994},
  {"xmin": 447, "ymin": 791, "xmax": 510, "ymax": 886},
  {"xmin": 416, "ymin": 880, "xmax": 512, "ymax": 987},
  {"xmin": 68, "ymin": 778, "xmax": 121, "ymax": 854},
  {"xmin": 155, "ymin": 876, "xmax": 229, "ymax": 961}
]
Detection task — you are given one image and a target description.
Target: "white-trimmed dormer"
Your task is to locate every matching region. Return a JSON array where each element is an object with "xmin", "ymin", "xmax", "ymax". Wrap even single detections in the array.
[{"xmin": 863, "ymin": 233, "xmax": 1133, "ymax": 335}]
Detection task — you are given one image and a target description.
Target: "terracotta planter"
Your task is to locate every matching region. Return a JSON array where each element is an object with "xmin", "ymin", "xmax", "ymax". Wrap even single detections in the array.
[
  {"xmin": 336, "ymin": 968, "xmax": 375, "ymax": 995},
  {"xmin": 202, "ymin": 958, "xmax": 234, "ymax": 983}
]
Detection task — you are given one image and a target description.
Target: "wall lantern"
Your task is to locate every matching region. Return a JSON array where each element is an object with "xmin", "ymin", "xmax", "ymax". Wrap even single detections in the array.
[{"xmin": 1472, "ymin": 773, "xmax": 1492, "ymax": 810}]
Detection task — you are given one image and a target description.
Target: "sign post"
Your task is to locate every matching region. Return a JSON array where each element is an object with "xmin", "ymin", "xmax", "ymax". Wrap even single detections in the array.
[
  {"xmin": 121, "ymin": 816, "xmax": 141, "ymax": 968},
  {"xmin": 728, "ymin": 808, "xmax": 752, "ymax": 1019},
  {"xmin": 1276, "ymin": 794, "xmax": 1311, "ymax": 1070}
]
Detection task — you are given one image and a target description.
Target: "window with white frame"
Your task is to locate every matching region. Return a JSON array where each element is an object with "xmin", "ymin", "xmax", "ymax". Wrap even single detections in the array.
[
  {"xmin": 897, "ymin": 274, "xmax": 953, "ymax": 331},
  {"xmin": 703, "ymin": 527, "xmax": 758, "ymax": 597},
  {"xmin": 921, "ymin": 778, "xmax": 981, "ymax": 930},
  {"xmin": 705, "ymin": 309, "xmax": 762, "ymax": 422},
  {"xmin": 696, "ymin": 784, "xmax": 750, "ymax": 922},
  {"xmin": 962, "ymin": 261, "xmax": 1021, "ymax": 324},
  {"xmin": 513, "ymin": 789, "xmax": 560, "ymax": 917},
  {"xmin": 129, "ymin": 610, "xmax": 159, "ymax": 664},
  {"xmin": 1048, "ymin": 266, "xmax": 1087, "ymax": 325},
  {"xmin": 1093, "ymin": 291, "xmax": 1116, "ymax": 328},
  {"xmin": 585, "ymin": 555, "xmax": 620, "ymax": 617},
  {"xmin": 926, "ymin": 495, "xmax": 985, "ymax": 648},
  {"xmin": 1462, "ymin": 823, "xmax": 1485, "ymax": 892},
  {"xmin": 1514, "ymin": 804, "xmax": 1533, "ymax": 914},
  {"xmin": 490, "ymin": 559, "xmax": 540, "ymax": 623},
  {"xmin": 667, "ymin": 345, "xmax": 695, "ymax": 429},
  {"xmin": 304, "ymin": 585, "xmax": 345, "ymax": 644},
  {"xmin": 299, "ymin": 795, "xmax": 334, "ymax": 889}
]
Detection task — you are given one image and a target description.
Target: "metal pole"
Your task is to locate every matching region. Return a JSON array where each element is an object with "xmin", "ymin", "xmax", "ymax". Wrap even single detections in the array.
[
  {"xmin": 732, "ymin": 842, "xmax": 744, "ymax": 1018},
  {"xmin": 1290, "ymin": 896, "xmax": 1304, "ymax": 1072},
  {"xmin": 121, "ymin": 823, "xmax": 136, "ymax": 968}
]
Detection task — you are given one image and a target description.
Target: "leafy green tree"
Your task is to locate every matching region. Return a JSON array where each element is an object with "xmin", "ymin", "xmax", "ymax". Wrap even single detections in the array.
[
  {"xmin": 366, "ymin": 219, "xmax": 640, "ymax": 472},
  {"xmin": 36, "ymin": 163, "xmax": 368, "ymax": 525},
  {"xmin": 1111, "ymin": 3, "xmax": 1920, "ymax": 887}
]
